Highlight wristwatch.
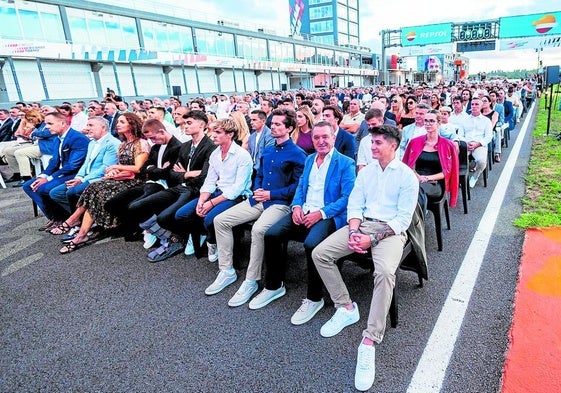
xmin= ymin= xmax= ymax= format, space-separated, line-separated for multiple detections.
xmin=369 ymin=234 xmax=379 ymax=247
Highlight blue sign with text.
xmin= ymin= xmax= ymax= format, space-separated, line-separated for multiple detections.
xmin=401 ymin=23 xmax=453 ymax=47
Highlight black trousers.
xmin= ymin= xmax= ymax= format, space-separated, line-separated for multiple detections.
xmin=264 ymin=214 xmax=336 ymax=302
xmin=104 ymin=183 xmax=164 ymax=234
xmin=128 ymin=185 xmax=199 ymax=235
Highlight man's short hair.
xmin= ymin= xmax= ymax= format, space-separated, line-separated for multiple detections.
xmin=143 ymin=118 xmax=167 ymax=134
xmin=322 ymin=105 xmax=344 ymax=124
xmin=250 ymin=109 xmax=267 ymax=120
xmin=364 ymin=108 xmax=384 ymax=121
xmin=211 ymin=118 xmax=239 ymax=140
xmin=439 ymin=106 xmax=452 ymax=113
xmin=271 ymin=108 xmax=297 ymax=130
xmin=369 ymin=124 xmax=401 ymax=146
xmin=90 ymin=116 xmax=109 ymax=130
xmin=45 ymin=111 xmax=68 ymax=123
xmin=416 ymin=103 xmax=430 ymax=111
xmin=184 ymin=110 xmax=208 ymax=124
xmin=190 ymin=99 xmax=206 ymax=111
xmin=150 ymin=106 xmax=166 ymax=116
xmin=312 ymin=121 xmax=335 ymax=135
xmin=451 ymin=94 xmax=463 ymax=103
xmin=261 ymin=99 xmax=274 ymax=109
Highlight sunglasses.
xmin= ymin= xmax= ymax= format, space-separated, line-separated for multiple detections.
xmin=392 ymin=99 xmax=399 ymax=103
xmin=424 ymin=119 xmax=437 ymax=124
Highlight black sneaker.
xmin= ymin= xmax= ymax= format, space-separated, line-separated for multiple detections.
xmin=5 ymin=174 xmax=21 ymax=182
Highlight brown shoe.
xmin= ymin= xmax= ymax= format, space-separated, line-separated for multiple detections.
xmin=38 ymin=220 xmax=59 ymax=231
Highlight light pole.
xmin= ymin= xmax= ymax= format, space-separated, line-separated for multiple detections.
xmin=536 ymin=47 xmax=543 ymax=74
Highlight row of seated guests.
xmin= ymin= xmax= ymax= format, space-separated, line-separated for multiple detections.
xmin=0 ymin=107 xmax=58 ymax=187
xmin=21 ymin=106 xmax=459 ymax=391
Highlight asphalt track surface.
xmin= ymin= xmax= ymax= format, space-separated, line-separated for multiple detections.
xmin=0 ymin=109 xmax=534 ymax=392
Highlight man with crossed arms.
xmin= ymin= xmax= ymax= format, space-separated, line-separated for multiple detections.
xmin=312 ymin=125 xmax=418 ymax=391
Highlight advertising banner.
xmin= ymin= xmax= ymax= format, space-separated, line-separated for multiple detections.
xmin=401 ymin=23 xmax=453 ymax=47
xmin=499 ymin=12 xmax=561 ymax=38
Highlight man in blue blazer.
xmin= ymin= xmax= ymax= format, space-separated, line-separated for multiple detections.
xmin=321 ymin=105 xmax=356 ymax=160
xmin=49 ymin=116 xmax=120 ymax=217
xmin=23 ymin=111 xmax=89 ymax=228
xmin=248 ymin=121 xmax=356 ymax=325
xmin=248 ymin=109 xmax=274 ymax=174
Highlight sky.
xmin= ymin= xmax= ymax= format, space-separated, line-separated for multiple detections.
xmin=154 ymin=0 xmax=561 ymax=73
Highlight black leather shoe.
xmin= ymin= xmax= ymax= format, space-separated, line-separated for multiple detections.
xmin=12 ymin=180 xmax=25 ymax=187
xmin=5 ymin=174 xmax=21 ymax=183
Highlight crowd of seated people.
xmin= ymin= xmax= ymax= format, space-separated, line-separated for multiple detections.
xmin=0 ymin=76 xmax=534 ymax=391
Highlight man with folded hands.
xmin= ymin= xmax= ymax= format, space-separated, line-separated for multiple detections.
xmin=312 ymin=125 xmax=418 ymax=391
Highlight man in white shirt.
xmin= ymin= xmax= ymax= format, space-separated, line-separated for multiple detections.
xmin=398 ymin=103 xmax=429 ymax=158
xmin=70 ymin=102 xmax=88 ymax=133
xmin=208 ymin=108 xmax=306 ymax=305
xmin=449 ymin=95 xmax=470 ymax=134
xmin=460 ymin=97 xmax=493 ymax=188
xmin=312 ymin=125 xmax=419 ymax=391
xmin=356 ymin=109 xmax=384 ymax=170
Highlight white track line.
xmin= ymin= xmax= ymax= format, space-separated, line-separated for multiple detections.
xmin=407 ymin=102 xmax=535 ymax=393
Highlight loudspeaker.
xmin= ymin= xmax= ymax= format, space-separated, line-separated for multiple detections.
xmin=347 ymin=81 xmax=354 ymax=87
xmin=281 ymin=83 xmax=287 ymax=91
xmin=544 ymin=66 xmax=560 ymax=86
xmin=172 ymin=86 xmax=182 ymax=96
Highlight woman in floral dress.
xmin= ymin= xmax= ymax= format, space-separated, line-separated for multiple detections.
xmin=58 ymin=113 xmax=150 ymax=253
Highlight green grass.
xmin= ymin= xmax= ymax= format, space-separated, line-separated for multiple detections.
xmin=514 ymin=90 xmax=561 ymax=229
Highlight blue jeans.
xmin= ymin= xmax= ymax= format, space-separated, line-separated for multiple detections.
xmin=174 ymin=191 xmax=244 ymax=244
xmin=49 ymin=180 xmax=91 ymax=214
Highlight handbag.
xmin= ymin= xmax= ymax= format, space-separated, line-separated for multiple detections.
xmin=110 ymin=170 xmax=136 ymax=181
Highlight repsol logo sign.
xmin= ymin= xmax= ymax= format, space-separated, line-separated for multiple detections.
xmin=419 ymin=31 xmax=448 ymax=39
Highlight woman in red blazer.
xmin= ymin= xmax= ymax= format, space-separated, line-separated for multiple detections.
xmin=402 ymin=109 xmax=459 ymax=208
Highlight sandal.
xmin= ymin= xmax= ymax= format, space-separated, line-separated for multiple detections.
xmin=39 ymin=220 xmax=59 ymax=231
xmin=58 ymin=231 xmax=102 ymax=254
xmin=59 ymin=238 xmax=89 ymax=254
xmin=50 ymin=221 xmax=73 ymax=235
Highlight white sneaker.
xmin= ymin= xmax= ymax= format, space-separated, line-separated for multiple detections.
xmin=143 ymin=232 xmax=158 ymax=249
xmin=228 ymin=280 xmax=258 ymax=307
xmin=291 ymin=298 xmax=325 ymax=325
xmin=207 ymin=243 xmax=219 ymax=262
xmin=185 ymin=235 xmax=206 ymax=256
xmin=205 ymin=269 xmax=237 ymax=295
xmin=469 ymin=175 xmax=477 ymax=188
xmin=320 ymin=302 xmax=360 ymax=338
xmin=355 ymin=341 xmax=376 ymax=391
xmin=248 ymin=285 xmax=286 ymax=310
xmin=184 ymin=235 xmax=194 ymax=256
